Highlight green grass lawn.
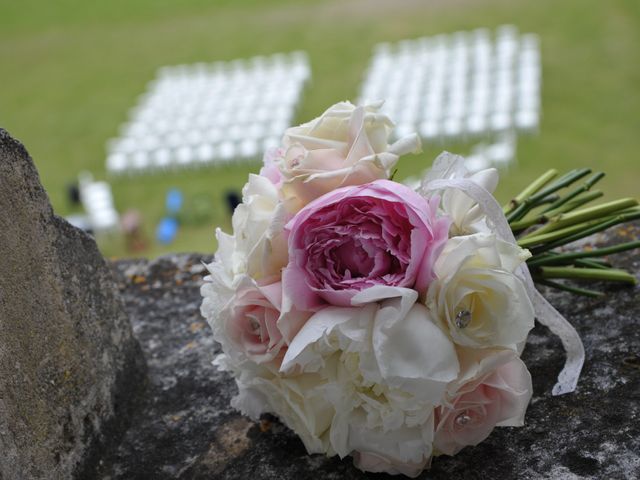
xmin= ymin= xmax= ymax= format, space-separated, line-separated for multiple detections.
xmin=1 ymin=0 xmax=638 ymax=258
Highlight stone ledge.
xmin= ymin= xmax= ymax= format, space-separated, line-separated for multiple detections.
xmin=0 ymin=129 xmax=146 ymax=480
xmin=95 ymin=224 xmax=639 ymax=479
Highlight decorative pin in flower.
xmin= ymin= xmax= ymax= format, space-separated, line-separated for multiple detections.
xmin=201 ymin=101 xmax=639 ymax=477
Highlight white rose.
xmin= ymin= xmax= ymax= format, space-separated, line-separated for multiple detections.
xmin=230 ymin=173 xmax=288 ymax=280
xmin=200 ymin=230 xmax=236 ymax=334
xmin=228 ymin=365 xmax=335 ymax=455
xmin=419 ymin=151 xmax=499 ymax=236
xmin=200 ymin=174 xmax=289 ymax=360
xmin=426 ymin=233 xmax=535 ymax=349
xmin=277 ymin=101 xmax=421 ymax=211
xmin=202 ymin=173 xmax=286 ymax=285
xmin=352 ymin=451 xmax=430 ymax=478
xmin=280 ymin=286 xmax=459 ymax=471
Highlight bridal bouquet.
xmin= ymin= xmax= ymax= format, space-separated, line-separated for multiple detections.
xmin=201 ymin=102 xmax=638 ymax=476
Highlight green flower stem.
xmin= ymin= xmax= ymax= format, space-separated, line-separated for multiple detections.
xmin=529 ymin=252 xmax=555 ymax=263
xmin=532 ymin=194 xmax=561 ymax=208
xmin=536 ymin=266 xmax=637 ymax=284
xmin=542 ymin=190 xmax=604 ymax=218
xmin=541 ymin=172 xmax=605 ymax=214
xmin=512 ymin=168 xmax=639 ymax=293
xmin=527 ymin=240 xmax=640 ymax=267
xmin=529 ymin=252 xmax=611 ymax=269
xmin=510 ymin=216 xmax=546 ymax=231
xmin=587 ymin=259 xmax=612 ymax=267
xmin=506 ymin=168 xmax=592 ymax=222
xmin=534 ymin=278 xmax=604 ymax=298
xmin=506 ymin=196 xmax=546 ymax=223
xmin=504 ymin=169 xmax=557 ymax=215
xmin=533 ymin=258 xmax=611 ymax=269
xmin=513 ymin=190 xmax=606 ymax=231
xmin=529 ymin=209 xmax=640 ymax=254
xmin=521 ymin=206 xmax=640 ymax=247
xmin=519 ymin=219 xmax=605 ymax=247
xmin=528 ymin=198 xmax=638 ymax=237
xmin=526 ymin=168 xmax=591 ymax=205
xmin=574 ymin=259 xmax=610 ymax=269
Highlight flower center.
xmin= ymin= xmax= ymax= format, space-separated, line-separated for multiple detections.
xmin=334 ymin=240 xmax=375 ymax=278
xmin=455 ymin=310 xmax=472 ymax=329
xmin=290 ymin=155 xmax=302 ymax=168
xmin=455 ymin=412 xmax=472 ymax=426
xmin=299 ymin=196 xmax=418 ymax=294
xmin=248 ymin=317 xmax=260 ymax=333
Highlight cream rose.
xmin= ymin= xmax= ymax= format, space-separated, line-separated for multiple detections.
xmin=280 ymin=286 xmax=459 ymax=473
xmin=281 ymin=286 xmax=459 ymax=400
xmin=228 ymin=366 xmax=335 ymax=455
xmin=230 ymin=173 xmax=289 ymax=280
xmin=200 ymin=174 xmax=289 ymax=350
xmin=200 ymin=229 xmax=237 ymax=334
xmin=419 ymin=151 xmax=499 ymax=236
xmin=352 ymin=451 xmax=430 ymax=478
xmin=426 ymin=233 xmax=535 ymax=349
xmin=276 ymin=101 xmax=422 ymax=211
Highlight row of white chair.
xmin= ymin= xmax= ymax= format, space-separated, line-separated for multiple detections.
xmin=359 ymin=26 xmax=541 ymax=144
xmin=107 ymin=137 xmax=281 ymax=176
xmin=106 ymin=28 xmax=540 ymax=175
xmin=79 ymin=173 xmax=119 ymax=232
xmin=156 ymin=51 xmax=310 ymax=77
xmin=107 ymin=51 xmax=310 ymax=175
xmin=373 ymin=26 xmax=537 ymax=53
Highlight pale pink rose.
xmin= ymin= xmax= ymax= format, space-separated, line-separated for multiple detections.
xmin=277 ymin=101 xmax=421 ymax=211
xmin=225 ymin=280 xmax=286 ymax=364
xmin=353 ymin=451 xmax=430 ymax=478
xmin=259 ymin=147 xmax=284 ymax=187
xmin=433 ymin=353 xmax=532 ymax=456
xmin=282 ymin=179 xmax=450 ymax=309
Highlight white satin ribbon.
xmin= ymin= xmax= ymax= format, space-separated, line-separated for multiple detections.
xmin=422 ymin=178 xmax=585 ymax=396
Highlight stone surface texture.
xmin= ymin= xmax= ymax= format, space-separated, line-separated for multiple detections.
xmin=0 ymin=130 xmax=145 ymax=480
xmin=98 ymin=223 xmax=639 ymax=480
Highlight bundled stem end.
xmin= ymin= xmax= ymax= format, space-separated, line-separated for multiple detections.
xmin=537 ymin=266 xmax=637 ymax=285
xmin=509 ymin=167 xmax=639 ymax=296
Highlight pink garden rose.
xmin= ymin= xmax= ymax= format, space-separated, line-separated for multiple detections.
xmin=433 ymin=352 xmax=532 ymax=456
xmin=282 ymin=179 xmax=450 ymax=309
xmin=225 ymin=280 xmax=286 ymax=364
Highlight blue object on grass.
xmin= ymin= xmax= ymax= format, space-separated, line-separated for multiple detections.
xmin=166 ymin=189 xmax=183 ymax=215
xmin=156 ymin=217 xmax=179 ymax=244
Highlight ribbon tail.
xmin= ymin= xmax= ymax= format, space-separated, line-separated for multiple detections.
xmin=532 ymin=290 xmax=585 ymax=395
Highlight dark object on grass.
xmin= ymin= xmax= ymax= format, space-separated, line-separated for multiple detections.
xmin=225 ymin=190 xmax=241 ymax=215
xmin=67 ymin=182 xmax=81 ymax=205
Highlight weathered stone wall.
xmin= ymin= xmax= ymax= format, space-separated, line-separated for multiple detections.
xmin=0 ymin=130 xmax=145 ymax=479
xmin=97 ymin=238 xmax=639 ymax=479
